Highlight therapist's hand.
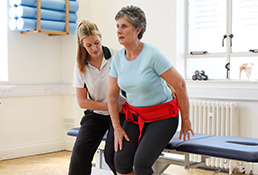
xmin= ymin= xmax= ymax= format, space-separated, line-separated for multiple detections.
xmin=114 ymin=126 xmax=130 ymax=152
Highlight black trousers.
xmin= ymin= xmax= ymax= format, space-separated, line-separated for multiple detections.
xmin=69 ymin=110 xmax=125 ymax=175
xmin=115 ymin=115 xmax=179 ymax=175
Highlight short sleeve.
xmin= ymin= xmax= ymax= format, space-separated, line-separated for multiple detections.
xmin=109 ymin=53 xmax=118 ymax=78
xmin=73 ymin=63 xmax=85 ymax=88
xmin=151 ymin=48 xmax=173 ymax=75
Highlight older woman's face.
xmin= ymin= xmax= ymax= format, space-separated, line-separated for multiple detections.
xmin=116 ymin=16 xmax=139 ymax=46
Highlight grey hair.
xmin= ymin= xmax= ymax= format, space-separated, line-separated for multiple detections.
xmin=115 ymin=5 xmax=147 ymax=40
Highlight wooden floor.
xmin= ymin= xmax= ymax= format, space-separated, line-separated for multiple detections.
xmin=0 ymin=151 xmax=228 ymax=175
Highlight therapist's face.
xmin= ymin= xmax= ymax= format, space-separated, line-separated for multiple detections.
xmin=82 ymin=35 xmax=102 ymax=59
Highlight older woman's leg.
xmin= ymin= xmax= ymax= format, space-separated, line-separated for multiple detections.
xmin=134 ymin=116 xmax=179 ymax=175
xmin=114 ymin=121 xmax=139 ymax=174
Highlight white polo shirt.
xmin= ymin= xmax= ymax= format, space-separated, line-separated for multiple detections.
xmin=73 ymin=47 xmax=126 ymax=115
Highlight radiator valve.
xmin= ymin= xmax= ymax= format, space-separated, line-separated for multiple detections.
xmin=232 ymin=167 xmax=245 ymax=174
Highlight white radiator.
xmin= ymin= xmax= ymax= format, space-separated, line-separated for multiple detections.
xmin=189 ymin=100 xmax=239 ymax=170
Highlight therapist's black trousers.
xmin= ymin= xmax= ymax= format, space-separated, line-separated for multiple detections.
xmin=68 ymin=110 xmax=125 ymax=175
xmin=115 ymin=115 xmax=179 ymax=175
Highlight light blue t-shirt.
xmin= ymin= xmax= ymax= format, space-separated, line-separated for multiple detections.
xmin=109 ymin=43 xmax=173 ymax=107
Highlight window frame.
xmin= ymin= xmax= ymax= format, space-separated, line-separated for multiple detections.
xmin=185 ymin=0 xmax=258 ymax=81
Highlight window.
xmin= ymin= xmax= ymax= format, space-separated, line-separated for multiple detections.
xmin=0 ymin=0 xmax=8 ymax=81
xmin=186 ymin=0 xmax=258 ymax=80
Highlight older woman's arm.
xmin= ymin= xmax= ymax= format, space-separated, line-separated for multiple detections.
xmin=107 ymin=76 xmax=130 ymax=151
xmin=160 ymin=67 xmax=194 ymax=141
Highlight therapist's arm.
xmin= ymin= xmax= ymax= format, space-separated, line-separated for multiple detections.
xmin=107 ymin=76 xmax=129 ymax=151
xmin=76 ymin=87 xmax=108 ymax=110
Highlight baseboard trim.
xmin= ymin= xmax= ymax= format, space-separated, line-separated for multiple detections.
xmin=64 ymin=141 xmax=75 ymax=151
xmin=0 ymin=139 xmax=64 ymax=160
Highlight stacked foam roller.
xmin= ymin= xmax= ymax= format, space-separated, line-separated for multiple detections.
xmin=9 ymin=0 xmax=79 ymax=34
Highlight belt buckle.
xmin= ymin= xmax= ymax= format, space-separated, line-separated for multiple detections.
xmin=132 ymin=114 xmax=139 ymax=122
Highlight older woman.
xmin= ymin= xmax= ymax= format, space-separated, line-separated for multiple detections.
xmin=69 ymin=19 xmax=126 ymax=175
xmin=107 ymin=5 xmax=194 ymax=175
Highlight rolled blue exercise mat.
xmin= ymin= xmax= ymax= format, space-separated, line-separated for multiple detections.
xmin=9 ymin=6 xmax=17 ymax=19
xmin=16 ymin=6 xmax=77 ymax=23
xmin=9 ymin=18 xmax=19 ymax=31
xmin=17 ymin=18 xmax=77 ymax=34
xmin=15 ymin=0 xmax=79 ymax=13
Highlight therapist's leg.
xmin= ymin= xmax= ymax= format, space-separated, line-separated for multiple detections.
xmin=68 ymin=112 xmax=108 ymax=175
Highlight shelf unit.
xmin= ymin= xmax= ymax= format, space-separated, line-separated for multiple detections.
xmin=20 ymin=0 xmax=70 ymax=36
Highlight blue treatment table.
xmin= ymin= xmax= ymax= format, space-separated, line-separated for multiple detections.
xmin=67 ymin=128 xmax=258 ymax=174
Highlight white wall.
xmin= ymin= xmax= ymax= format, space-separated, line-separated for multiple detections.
xmin=0 ymin=0 xmax=91 ymax=160
xmin=7 ymin=30 xmax=62 ymax=84
xmin=0 ymin=27 xmax=65 ymax=160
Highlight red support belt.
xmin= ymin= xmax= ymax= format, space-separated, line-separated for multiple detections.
xmin=123 ymin=97 xmax=180 ymax=145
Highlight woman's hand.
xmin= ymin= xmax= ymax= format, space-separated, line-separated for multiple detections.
xmin=114 ymin=126 xmax=130 ymax=152
xmin=118 ymin=102 xmax=125 ymax=113
xmin=167 ymin=83 xmax=177 ymax=98
xmin=179 ymin=118 xmax=194 ymax=142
